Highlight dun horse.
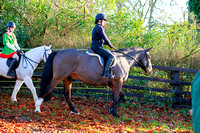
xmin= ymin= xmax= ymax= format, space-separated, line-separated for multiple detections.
xmin=35 ymin=47 xmax=152 ymax=117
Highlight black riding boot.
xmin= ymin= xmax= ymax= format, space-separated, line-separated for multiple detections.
xmin=7 ymin=58 xmax=17 ymax=77
xmin=103 ymin=57 xmax=115 ymax=79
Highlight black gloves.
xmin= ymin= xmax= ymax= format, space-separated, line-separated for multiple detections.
xmin=16 ymin=49 xmax=23 ymax=55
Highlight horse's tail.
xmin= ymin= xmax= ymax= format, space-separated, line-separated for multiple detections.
xmin=39 ymin=51 xmax=57 ymax=100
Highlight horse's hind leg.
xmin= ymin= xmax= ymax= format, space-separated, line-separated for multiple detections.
xmin=11 ymin=79 xmax=24 ymax=102
xmin=63 ymin=77 xmax=78 ymax=114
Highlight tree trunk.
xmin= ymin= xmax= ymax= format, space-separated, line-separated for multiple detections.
xmin=148 ymin=0 xmax=157 ymax=31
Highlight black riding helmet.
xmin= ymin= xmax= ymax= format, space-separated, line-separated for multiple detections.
xmin=6 ymin=22 xmax=16 ymax=28
xmin=95 ymin=13 xmax=107 ymax=24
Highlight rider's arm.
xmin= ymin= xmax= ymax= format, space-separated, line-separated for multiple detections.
xmin=13 ymin=34 xmax=20 ymax=50
xmin=6 ymin=42 xmax=17 ymax=51
xmin=15 ymin=43 xmax=20 ymax=50
xmin=97 ymin=26 xmax=114 ymax=48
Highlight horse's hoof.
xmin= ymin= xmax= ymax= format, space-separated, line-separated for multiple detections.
xmin=12 ymin=100 xmax=18 ymax=103
xmin=70 ymin=111 xmax=80 ymax=115
xmin=109 ymin=107 xmax=120 ymax=118
xmin=34 ymin=110 xmax=41 ymax=113
xmin=113 ymin=113 xmax=120 ymax=118
xmin=108 ymin=107 xmax=113 ymax=114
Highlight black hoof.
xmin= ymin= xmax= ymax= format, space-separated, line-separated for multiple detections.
xmin=108 ymin=107 xmax=120 ymax=118
xmin=70 ymin=108 xmax=78 ymax=113
xmin=108 ymin=107 xmax=113 ymax=114
xmin=12 ymin=101 xmax=18 ymax=103
xmin=112 ymin=112 xmax=120 ymax=118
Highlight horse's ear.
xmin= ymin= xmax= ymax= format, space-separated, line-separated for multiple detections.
xmin=146 ymin=47 xmax=152 ymax=52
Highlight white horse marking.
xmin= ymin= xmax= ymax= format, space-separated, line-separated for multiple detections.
xmin=35 ymin=97 xmax=44 ymax=112
xmin=70 ymin=111 xmax=80 ymax=115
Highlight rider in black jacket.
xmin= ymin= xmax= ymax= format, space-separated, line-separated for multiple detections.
xmin=91 ymin=13 xmax=115 ymax=78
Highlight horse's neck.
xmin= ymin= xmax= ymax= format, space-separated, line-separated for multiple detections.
xmin=24 ymin=48 xmax=43 ymax=69
xmin=115 ymin=51 xmax=140 ymax=68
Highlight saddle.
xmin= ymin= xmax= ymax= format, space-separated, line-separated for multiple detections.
xmin=86 ymin=47 xmax=117 ymax=67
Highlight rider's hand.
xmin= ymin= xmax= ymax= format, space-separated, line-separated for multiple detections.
xmin=16 ymin=49 xmax=22 ymax=55
xmin=109 ymin=44 xmax=114 ymax=49
xmin=110 ymin=45 xmax=116 ymax=50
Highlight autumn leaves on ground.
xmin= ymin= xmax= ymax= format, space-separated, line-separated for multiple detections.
xmin=0 ymin=89 xmax=193 ymax=132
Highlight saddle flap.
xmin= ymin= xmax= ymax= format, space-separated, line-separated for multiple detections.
xmin=86 ymin=48 xmax=116 ymax=67
xmin=86 ymin=49 xmax=105 ymax=66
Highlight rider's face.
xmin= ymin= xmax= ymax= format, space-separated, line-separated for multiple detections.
xmin=7 ymin=27 xmax=15 ymax=33
xmin=101 ymin=19 xmax=105 ymax=26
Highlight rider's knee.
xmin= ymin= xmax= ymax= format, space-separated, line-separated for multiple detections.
xmin=12 ymin=53 xmax=19 ymax=60
xmin=108 ymin=55 xmax=114 ymax=61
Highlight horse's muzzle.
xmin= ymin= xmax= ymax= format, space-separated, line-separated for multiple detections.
xmin=145 ymin=66 xmax=153 ymax=75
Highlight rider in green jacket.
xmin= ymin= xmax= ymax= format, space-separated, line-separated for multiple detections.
xmin=2 ymin=22 xmax=22 ymax=77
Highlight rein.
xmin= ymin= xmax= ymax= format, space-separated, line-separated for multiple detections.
xmin=22 ymin=54 xmax=39 ymax=70
xmin=113 ymin=48 xmax=143 ymax=66
xmin=113 ymin=48 xmax=150 ymax=70
xmin=21 ymin=48 xmax=51 ymax=70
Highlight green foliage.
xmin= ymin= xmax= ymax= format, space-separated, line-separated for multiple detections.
xmin=108 ymin=9 xmax=145 ymax=48
xmin=189 ymin=0 xmax=200 ymax=22
xmin=150 ymin=20 xmax=199 ymax=68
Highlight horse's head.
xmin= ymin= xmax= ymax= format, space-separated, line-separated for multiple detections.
xmin=138 ymin=47 xmax=152 ymax=75
xmin=43 ymin=45 xmax=52 ymax=62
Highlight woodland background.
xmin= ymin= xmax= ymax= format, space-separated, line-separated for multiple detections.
xmin=0 ymin=0 xmax=199 ymax=69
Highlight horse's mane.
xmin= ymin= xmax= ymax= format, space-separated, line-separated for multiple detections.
xmin=25 ymin=46 xmax=43 ymax=54
xmin=115 ymin=47 xmax=141 ymax=52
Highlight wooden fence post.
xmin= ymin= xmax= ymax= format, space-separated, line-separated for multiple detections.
xmin=173 ymin=70 xmax=180 ymax=106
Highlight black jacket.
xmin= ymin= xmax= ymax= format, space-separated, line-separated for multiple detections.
xmin=91 ymin=24 xmax=112 ymax=51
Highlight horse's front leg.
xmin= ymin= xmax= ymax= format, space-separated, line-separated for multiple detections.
xmin=23 ymin=76 xmax=38 ymax=102
xmin=11 ymin=79 xmax=24 ymax=102
xmin=109 ymin=81 xmax=123 ymax=118
xmin=63 ymin=78 xmax=79 ymax=114
xmin=118 ymin=89 xmax=125 ymax=105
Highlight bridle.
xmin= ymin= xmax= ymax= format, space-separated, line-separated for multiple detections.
xmin=43 ymin=48 xmax=51 ymax=62
xmin=139 ymin=50 xmax=151 ymax=72
xmin=114 ymin=49 xmax=151 ymax=72
xmin=22 ymin=47 xmax=51 ymax=70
